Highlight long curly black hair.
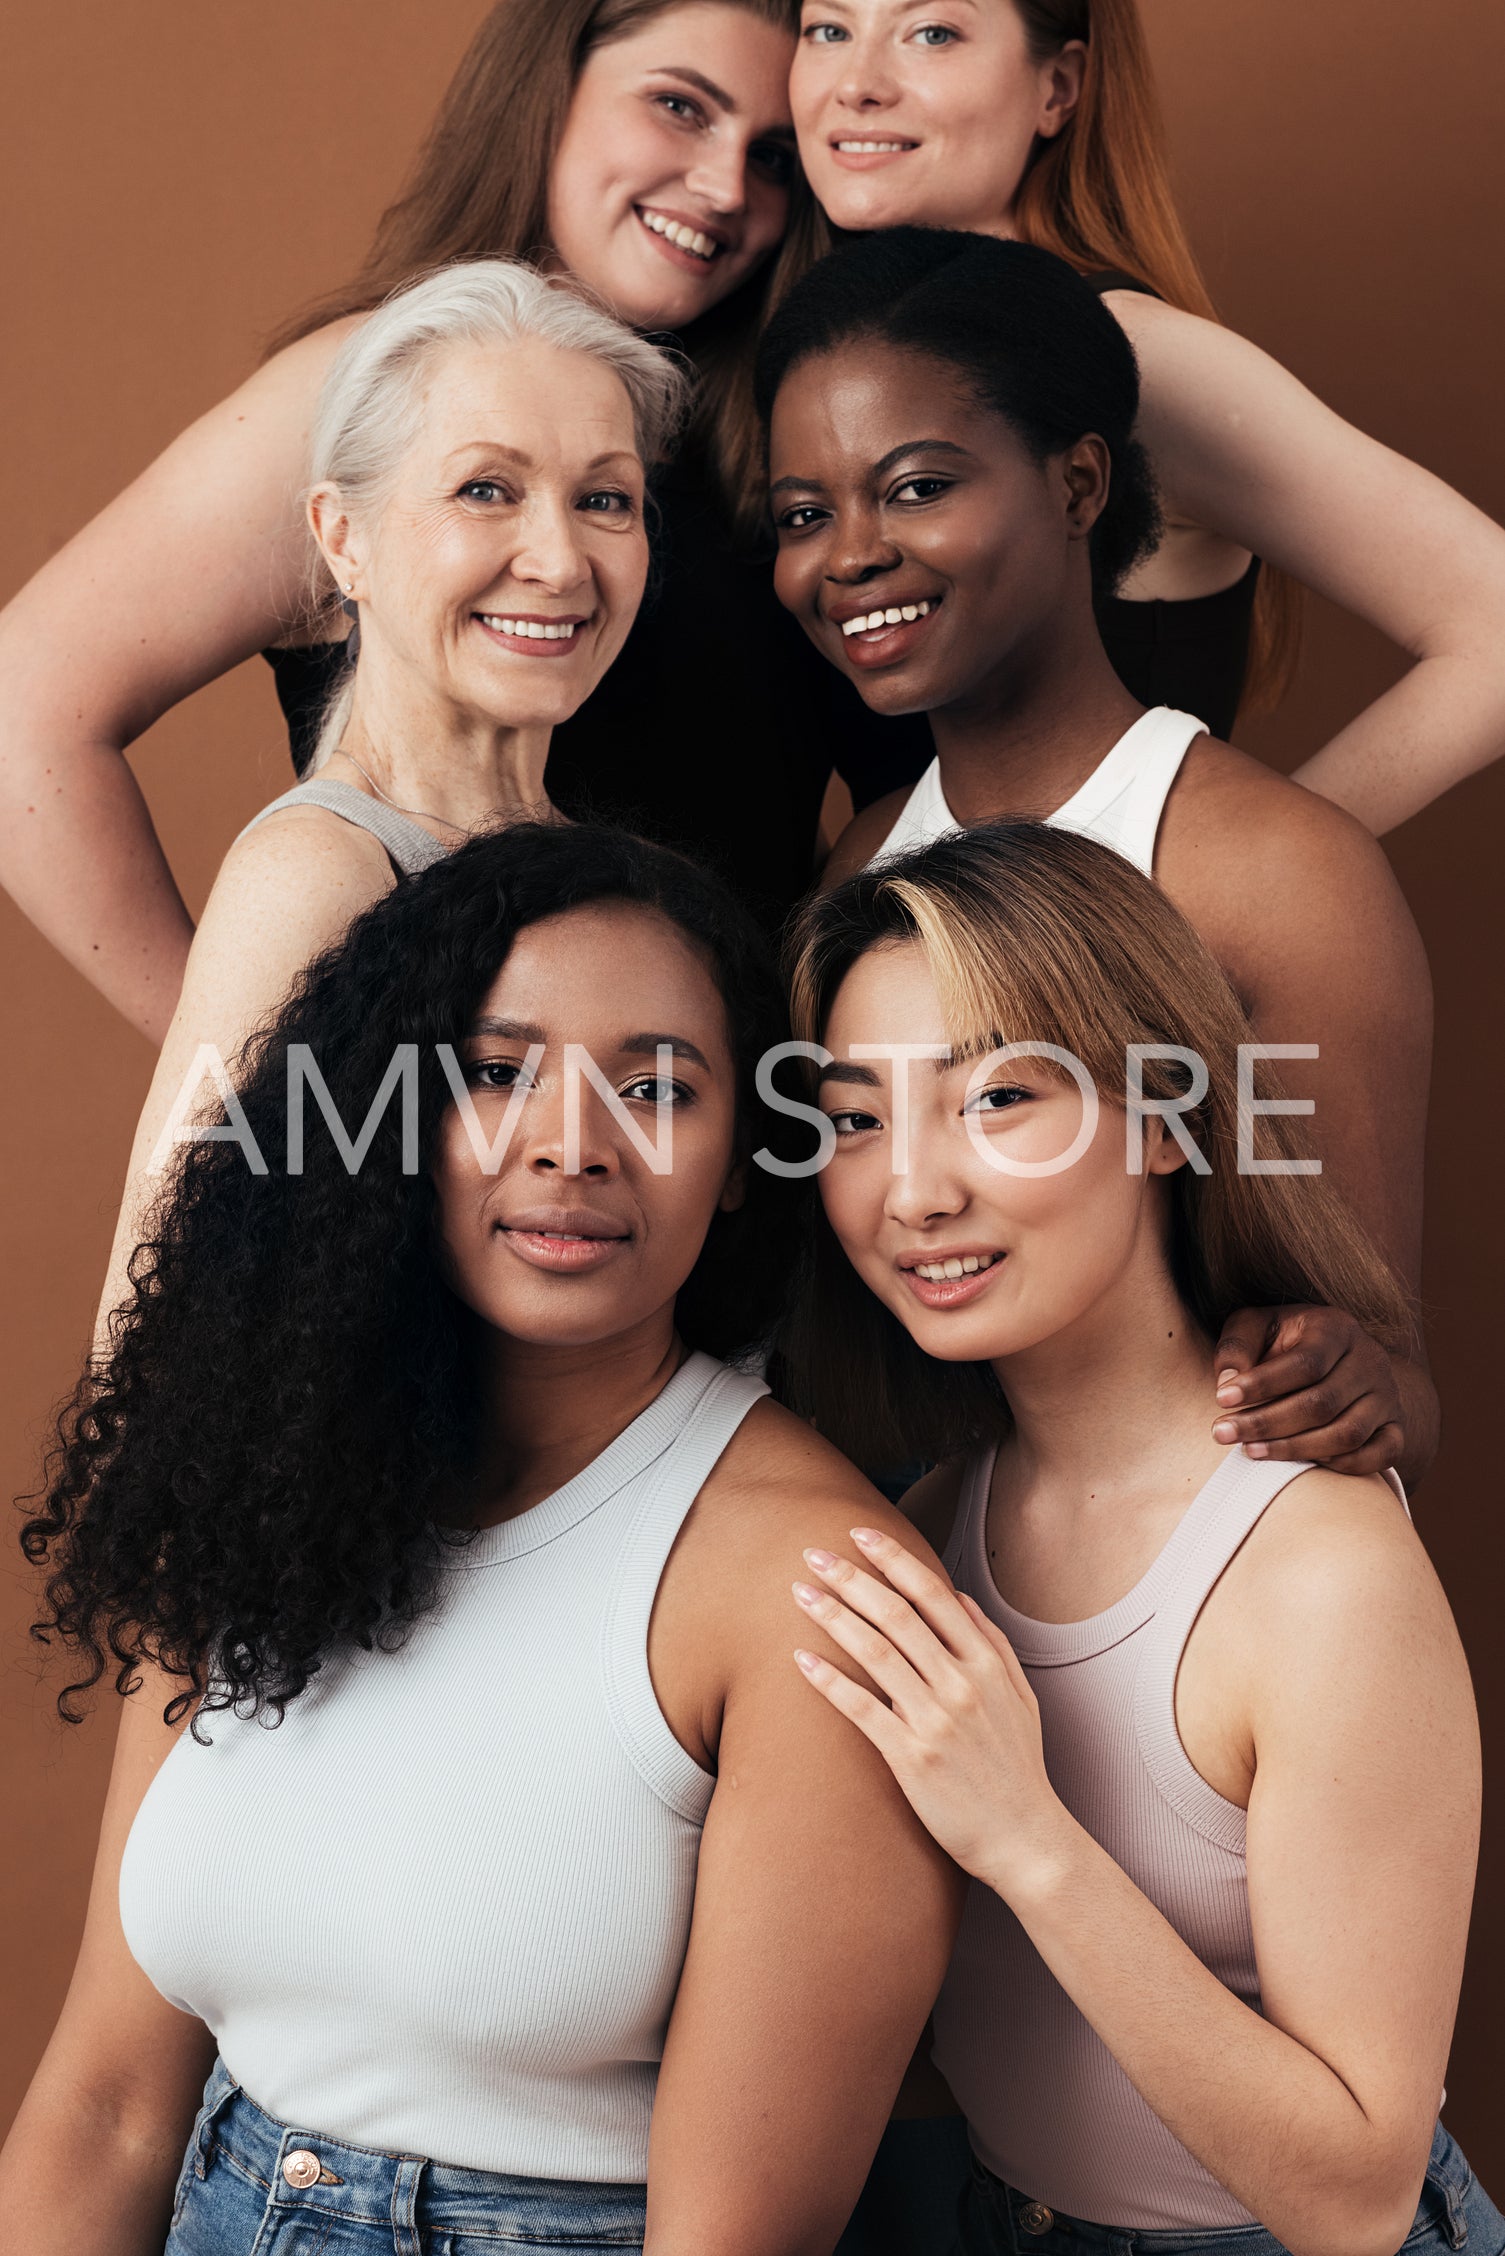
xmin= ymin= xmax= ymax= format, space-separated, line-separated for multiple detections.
xmin=21 ymin=823 xmax=804 ymax=1729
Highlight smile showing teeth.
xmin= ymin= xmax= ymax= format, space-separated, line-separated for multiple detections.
xmin=841 ymin=598 xmax=936 ymax=638
xmin=479 ymin=616 xmax=582 ymax=641
xmin=835 ymin=140 xmax=915 ymax=154
xmin=911 ymin=1252 xmax=1002 ymax=1282
xmin=637 ymin=208 xmax=718 ymax=260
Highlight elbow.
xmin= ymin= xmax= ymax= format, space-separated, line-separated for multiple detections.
xmin=1279 ymin=2170 xmax=1429 ymax=2256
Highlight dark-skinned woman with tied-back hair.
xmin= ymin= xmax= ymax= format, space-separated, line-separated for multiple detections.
xmin=2 ymin=822 xmax=960 ymax=2256
xmin=788 ymin=0 xmax=1505 ymax=834
xmin=755 ymin=226 xmax=1446 ymax=2256
xmin=0 ymin=0 xmax=927 ymax=1046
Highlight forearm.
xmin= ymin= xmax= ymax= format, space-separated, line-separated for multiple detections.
xmin=1292 ymin=649 xmax=1505 ymax=836
xmin=0 ymin=698 xmax=193 ymax=1044
xmin=0 ymin=2082 xmax=188 ymax=2256
xmin=996 ymin=1815 xmax=1422 ymax=2256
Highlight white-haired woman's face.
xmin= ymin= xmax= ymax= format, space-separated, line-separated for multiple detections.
xmin=340 ymin=334 xmax=650 ymax=732
xmin=549 ymin=3 xmax=799 ymax=332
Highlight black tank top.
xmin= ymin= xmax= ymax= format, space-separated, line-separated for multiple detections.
xmin=265 ymin=296 xmax=1256 ymax=920
xmin=1086 ymin=267 xmax=1259 ymax=738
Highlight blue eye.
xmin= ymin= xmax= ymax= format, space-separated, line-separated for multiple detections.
xmin=803 ymin=22 xmax=850 ymax=43
xmin=579 ymin=490 xmax=635 ymax=515
xmin=912 ymin=23 xmax=960 ymax=44
xmin=459 ymin=479 xmax=506 ymax=503
xmin=654 ymin=92 xmax=705 ymax=124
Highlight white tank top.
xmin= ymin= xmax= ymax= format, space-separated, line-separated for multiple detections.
xmin=119 ymin=1352 xmax=766 ymax=2181
xmin=868 ymin=706 xmax=1208 ymax=876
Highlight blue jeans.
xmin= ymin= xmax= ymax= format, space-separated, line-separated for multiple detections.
xmin=164 ymin=2060 xmax=646 ymax=2254
xmin=958 ymin=2124 xmax=1505 ymax=2256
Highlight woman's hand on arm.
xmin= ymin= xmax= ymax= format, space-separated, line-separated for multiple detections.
xmin=798 ymin=1497 xmax=1478 ymax=2256
xmin=1108 ymin=292 xmax=1505 ymax=832
xmin=0 ymin=321 xmax=356 ymax=1042
xmin=645 ymin=1424 xmax=964 ymax=2256
xmin=0 ymin=1675 xmax=217 ymax=2256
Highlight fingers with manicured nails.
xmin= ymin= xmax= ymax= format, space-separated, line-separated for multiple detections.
xmin=799 ymin=1546 xmax=963 ymax=1680
xmin=792 ymin=1647 xmax=909 ymax=1765
xmin=848 ymin=1525 xmax=994 ymax=1658
xmin=1240 ymin=1402 xmax=1401 ymax=1471
xmin=791 ymin=1580 xmax=944 ymax=1729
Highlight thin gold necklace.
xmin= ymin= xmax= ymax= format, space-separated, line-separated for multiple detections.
xmin=327 ymin=748 xmax=475 ymax=839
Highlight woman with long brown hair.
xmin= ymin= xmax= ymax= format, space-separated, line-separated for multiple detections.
xmin=789 ymin=0 xmax=1505 ymax=831
xmin=784 ymin=822 xmax=1496 ymax=2255
xmin=0 ymin=0 xmax=895 ymax=1044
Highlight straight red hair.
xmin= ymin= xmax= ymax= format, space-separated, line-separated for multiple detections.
xmin=1008 ymin=0 xmax=1300 ymax=708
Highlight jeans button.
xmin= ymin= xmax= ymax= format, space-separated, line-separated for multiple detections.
xmin=283 ymin=2150 xmax=322 ymax=2189
xmin=1020 ymin=2201 xmax=1055 ymax=2235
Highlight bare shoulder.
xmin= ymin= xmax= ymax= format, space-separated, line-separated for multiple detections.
xmin=1159 ymin=738 xmax=1419 ymax=964
xmin=173 ymin=799 xmax=394 ymax=1035
xmin=209 ymin=795 xmax=395 ymax=915
xmin=1218 ymin=1466 xmax=1463 ymax=1679
xmin=701 ymin=1396 xmax=942 ymax=1573
xmin=821 ymin=790 xmax=909 ymax=889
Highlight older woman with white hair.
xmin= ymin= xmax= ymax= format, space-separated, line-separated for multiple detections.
xmin=93 ymin=258 xmax=686 ymax=1333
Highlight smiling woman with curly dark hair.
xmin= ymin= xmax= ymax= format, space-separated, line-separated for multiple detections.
xmin=5 ymin=820 xmax=960 ymax=2256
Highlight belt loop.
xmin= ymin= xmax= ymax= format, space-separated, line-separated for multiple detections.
xmin=192 ymin=2073 xmax=240 ymax=2181
xmin=391 ymin=2155 xmax=426 ymax=2256
xmin=1444 ymin=2180 xmax=1468 ymax=2249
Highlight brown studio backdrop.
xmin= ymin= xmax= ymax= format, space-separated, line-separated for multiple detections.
xmin=3 ymin=0 xmax=1503 ymax=2169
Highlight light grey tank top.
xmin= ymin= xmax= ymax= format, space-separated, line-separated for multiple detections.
xmin=119 ymin=1352 xmax=767 ymax=2181
xmin=934 ymin=1446 xmax=1408 ymax=2228
xmin=238 ymin=777 xmax=450 ymax=878
xmin=869 ymin=706 xmax=1209 ymax=876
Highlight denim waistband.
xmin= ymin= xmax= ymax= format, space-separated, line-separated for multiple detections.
xmin=185 ymin=2060 xmax=647 ymax=2247
xmin=971 ymin=2121 xmax=1476 ymax=2254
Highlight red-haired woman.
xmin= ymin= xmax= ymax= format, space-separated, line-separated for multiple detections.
xmin=791 ymin=0 xmax=1505 ymax=835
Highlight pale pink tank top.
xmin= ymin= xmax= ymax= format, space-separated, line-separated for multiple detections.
xmin=933 ymin=1443 xmax=1315 ymax=2230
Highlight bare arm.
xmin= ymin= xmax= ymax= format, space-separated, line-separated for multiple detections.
xmin=94 ymin=809 xmax=395 ymax=1344
xmin=0 ymin=321 xmax=357 ymax=1043
xmin=1162 ymin=748 xmax=1437 ymax=1485
xmin=645 ymin=1409 xmax=964 ymax=2255
xmin=1108 ymin=291 xmax=1505 ymax=833
xmin=0 ymin=1678 xmax=218 ymax=2256
xmin=797 ymin=1493 xmax=1478 ymax=2256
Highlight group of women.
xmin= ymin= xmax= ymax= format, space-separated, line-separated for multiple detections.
xmin=2 ymin=3 xmax=1501 ymax=2254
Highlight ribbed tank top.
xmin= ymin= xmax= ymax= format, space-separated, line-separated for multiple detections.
xmin=119 ymin=1351 xmax=766 ymax=2181
xmin=238 ymin=776 xmax=450 ymax=877
xmin=933 ymin=1443 xmax=1316 ymax=2230
xmin=868 ymin=706 xmax=1208 ymax=877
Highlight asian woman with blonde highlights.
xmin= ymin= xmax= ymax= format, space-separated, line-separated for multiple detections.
xmin=783 ymin=821 xmax=1497 ymax=2256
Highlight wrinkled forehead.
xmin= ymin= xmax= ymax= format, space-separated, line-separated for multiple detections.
xmin=398 ymin=335 xmax=643 ymax=477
